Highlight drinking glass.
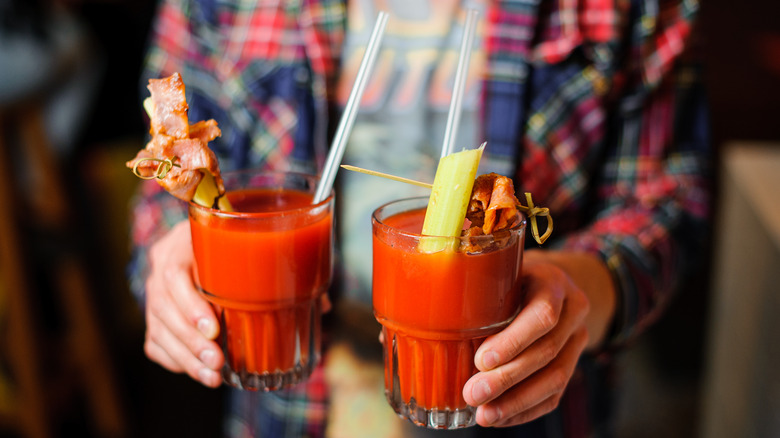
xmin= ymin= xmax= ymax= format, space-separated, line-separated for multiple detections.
xmin=189 ymin=170 xmax=334 ymax=391
xmin=372 ymin=197 xmax=525 ymax=428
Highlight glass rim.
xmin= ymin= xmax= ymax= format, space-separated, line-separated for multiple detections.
xmin=188 ymin=169 xmax=334 ymax=219
xmin=372 ymin=196 xmax=526 ymax=240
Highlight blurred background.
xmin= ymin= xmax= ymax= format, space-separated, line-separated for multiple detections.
xmin=0 ymin=0 xmax=778 ymax=437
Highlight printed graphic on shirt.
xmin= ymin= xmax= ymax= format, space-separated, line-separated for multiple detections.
xmin=335 ymin=0 xmax=487 ymax=302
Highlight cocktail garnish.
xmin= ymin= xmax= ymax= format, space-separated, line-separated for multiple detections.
xmin=341 ymin=147 xmax=553 ymax=246
xmin=419 ymin=144 xmax=485 ymax=253
xmin=126 ymin=73 xmax=232 ymax=211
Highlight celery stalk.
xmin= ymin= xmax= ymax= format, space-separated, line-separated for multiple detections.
xmin=418 ymin=145 xmax=484 ymax=253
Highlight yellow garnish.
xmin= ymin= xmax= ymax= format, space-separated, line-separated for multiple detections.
xmin=193 ymin=171 xmax=233 ymax=211
xmin=418 ymin=144 xmax=485 ymax=253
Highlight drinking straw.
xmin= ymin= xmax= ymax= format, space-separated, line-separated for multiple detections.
xmin=440 ymin=9 xmax=479 ymax=160
xmin=313 ymin=11 xmax=389 ymax=204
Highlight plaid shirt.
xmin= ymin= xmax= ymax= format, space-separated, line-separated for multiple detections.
xmin=129 ymin=0 xmax=710 ymax=436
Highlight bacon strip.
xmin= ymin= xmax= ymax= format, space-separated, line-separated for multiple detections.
xmin=126 ymin=73 xmax=224 ymax=202
xmin=147 ymin=73 xmax=190 ymax=139
xmin=465 ymin=173 xmax=521 ymax=235
xmin=483 ymin=175 xmax=521 ymax=234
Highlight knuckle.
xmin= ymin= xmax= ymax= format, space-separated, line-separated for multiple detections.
xmin=538 ymin=340 xmax=559 ymax=366
xmin=145 ymin=326 xmax=163 ymax=347
xmin=143 ymin=339 xmax=153 ymax=357
xmin=576 ymin=290 xmax=590 ymax=314
xmin=575 ymin=327 xmax=590 ymax=349
xmin=538 ymin=396 xmax=560 ymax=418
xmin=184 ymin=361 xmax=203 ymax=380
xmin=185 ymin=335 xmax=207 ymax=356
xmin=499 ymin=334 xmax=524 ymax=359
xmin=492 ymin=366 xmax=513 ymax=392
xmin=550 ymin=392 xmax=564 ymax=407
xmin=547 ymin=366 xmax=571 ymax=392
xmin=533 ymin=300 xmax=559 ymax=332
xmin=143 ymin=338 xmax=160 ymax=362
xmin=146 ymin=297 xmax=165 ymax=321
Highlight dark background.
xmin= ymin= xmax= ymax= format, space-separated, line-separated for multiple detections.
xmin=1 ymin=0 xmax=779 ymax=436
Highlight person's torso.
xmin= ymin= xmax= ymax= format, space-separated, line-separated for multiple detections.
xmin=334 ymin=0 xmax=489 ymax=303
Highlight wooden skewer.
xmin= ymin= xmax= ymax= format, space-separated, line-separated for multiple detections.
xmin=340 ymin=165 xmax=433 ymax=189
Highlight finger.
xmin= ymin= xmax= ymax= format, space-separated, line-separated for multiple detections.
xmin=144 ymin=335 xmax=183 ymax=373
xmin=146 ymin=311 xmax=223 ymax=388
xmin=148 ymin=220 xmax=219 ymax=340
xmin=165 ymin=262 xmax=220 ymax=340
xmin=475 ymin=269 xmax=565 ymax=371
xmin=147 ymin=278 xmax=224 ymax=370
xmin=475 ymin=327 xmax=588 ymax=427
xmin=464 ymin=293 xmax=584 ymax=407
xmin=490 ymin=394 xmax=559 ymax=428
xmin=465 ymin=267 xmax=590 ymax=405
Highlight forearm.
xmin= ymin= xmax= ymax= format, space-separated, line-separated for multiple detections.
xmin=525 ymin=249 xmax=616 ymax=351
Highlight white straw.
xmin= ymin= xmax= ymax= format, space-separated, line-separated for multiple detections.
xmin=313 ymin=11 xmax=389 ymax=204
xmin=440 ymin=9 xmax=479 ymax=160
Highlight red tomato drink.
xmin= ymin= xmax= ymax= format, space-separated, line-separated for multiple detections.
xmin=372 ymin=197 xmax=525 ymax=429
xmin=189 ymin=171 xmax=333 ymax=391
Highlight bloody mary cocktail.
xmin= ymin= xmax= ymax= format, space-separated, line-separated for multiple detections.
xmin=372 ymin=197 xmax=525 ymax=429
xmin=189 ymin=171 xmax=333 ymax=391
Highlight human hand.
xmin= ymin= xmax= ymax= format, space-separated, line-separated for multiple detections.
xmin=143 ymin=220 xmax=224 ymax=387
xmin=462 ymin=251 xmax=592 ymax=427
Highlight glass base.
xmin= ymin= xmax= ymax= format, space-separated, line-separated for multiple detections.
xmin=381 ymin=326 xmax=483 ymax=429
xmin=212 ymin=296 xmax=323 ymax=392
xmin=388 ymin=395 xmax=477 ymax=429
xmin=222 ymin=361 xmax=316 ymax=392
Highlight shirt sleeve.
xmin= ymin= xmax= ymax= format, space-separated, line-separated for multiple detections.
xmin=551 ymin=3 xmax=712 ymax=348
xmin=507 ymin=0 xmax=711 ymax=350
xmin=557 ymin=61 xmax=711 ymax=348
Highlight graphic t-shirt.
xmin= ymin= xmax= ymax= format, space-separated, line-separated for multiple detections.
xmin=336 ymin=0 xmax=488 ymax=303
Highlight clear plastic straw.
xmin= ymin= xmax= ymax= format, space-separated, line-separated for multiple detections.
xmin=440 ymin=9 xmax=479 ymax=160
xmin=313 ymin=11 xmax=389 ymax=204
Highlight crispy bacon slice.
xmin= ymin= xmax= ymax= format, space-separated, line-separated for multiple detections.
xmin=146 ymin=73 xmax=190 ymax=138
xmin=126 ymin=73 xmax=224 ymax=202
xmin=189 ymin=119 xmax=221 ymax=143
xmin=466 ymin=173 xmax=521 ymax=235
xmin=459 ymin=225 xmax=485 ymax=253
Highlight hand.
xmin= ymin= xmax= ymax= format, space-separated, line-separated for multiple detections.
xmin=462 ymin=250 xmax=603 ymax=427
xmin=143 ymin=220 xmax=224 ymax=387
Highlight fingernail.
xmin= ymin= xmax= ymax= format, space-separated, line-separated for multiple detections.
xmin=481 ymin=350 xmax=499 ymax=370
xmin=482 ymin=406 xmax=501 ymax=425
xmin=199 ymin=349 xmax=218 ymax=369
xmin=197 ymin=318 xmax=217 ymax=339
xmin=471 ymin=379 xmax=492 ymax=405
xmin=198 ymin=367 xmax=218 ymax=385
